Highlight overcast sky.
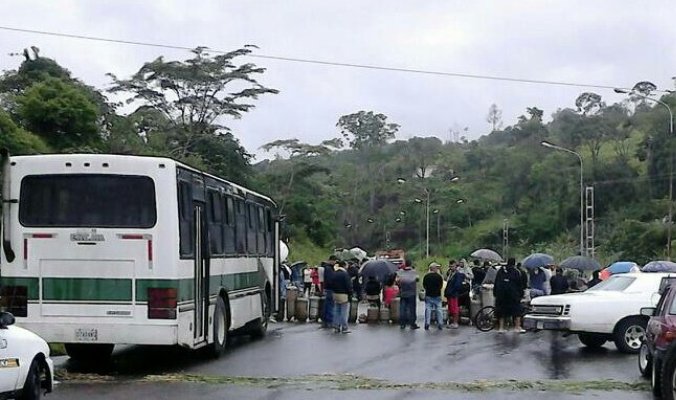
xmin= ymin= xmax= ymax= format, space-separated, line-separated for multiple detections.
xmin=2 ymin=1 xmax=676 ymax=159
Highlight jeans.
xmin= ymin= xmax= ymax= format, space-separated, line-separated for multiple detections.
xmin=399 ymin=296 xmax=417 ymax=327
xmin=333 ymin=302 xmax=349 ymax=330
xmin=424 ymin=296 xmax=443 ymax=327
xmin=323 ymin=290 xmax=334 ymax=326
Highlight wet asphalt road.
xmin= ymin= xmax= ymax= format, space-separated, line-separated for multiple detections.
xmin=48 ymin=304 xmax=654 ymax=400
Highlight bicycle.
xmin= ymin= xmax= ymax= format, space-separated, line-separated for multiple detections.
xmin=474 ymin=300 xmax=532 ymax=332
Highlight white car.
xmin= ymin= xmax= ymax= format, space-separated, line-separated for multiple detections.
xmin=0 ymin=312 xmax=53 ymax=399
xmin=523 ymin=272 xmax=672 ymax=354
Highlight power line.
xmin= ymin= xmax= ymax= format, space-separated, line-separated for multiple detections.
xmin=0 ymin=25 xmax=662 ymax=93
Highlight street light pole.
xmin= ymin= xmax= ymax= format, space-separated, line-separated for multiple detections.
xmin=615 ymin=89 xmax=674 ymax=259
xmin=541 ymin=141 xmax=585 ymax=256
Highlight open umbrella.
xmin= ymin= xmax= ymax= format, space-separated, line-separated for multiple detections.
xmin=522 ymin=253 xmax=554 ymax=269
xmin=359 ymin=260 xmax=398 ymax=284
xmin=560 ymin=256 xmax=601 ymax=271
xmin=604 ymin=261 xmax=637 ymax=275
xmin=642 ymin=260 xmax=676 ymax=273
xmin=470 ymin=249 xmax=503 ymax=262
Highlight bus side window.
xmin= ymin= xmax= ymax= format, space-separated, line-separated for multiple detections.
xmin=257 ymin=205 xmax=265 ymax=255
xmin=224 ymin=196 xmax=236 ymax=254
xmin=178 ymin=182 xmax=194 ymax=258
xmin=207 ymin=190 xmax=224 ymax=256
xmin=235 ymin=199 xmax=246 ymax=254
xmin=246 ymin=203 xmax=257 ymax=254
xmin=266 ymin=208 xmax=273 ymax=256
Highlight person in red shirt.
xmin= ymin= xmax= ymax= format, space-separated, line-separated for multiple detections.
xmin=310 ymin=266 xmax=321 ymax=294
xmin=382 ymin=273 xmax=399 ymax=307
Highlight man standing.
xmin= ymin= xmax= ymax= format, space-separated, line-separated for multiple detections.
xmin=550 ymin=268 xmax=570 ymax=295
xmin=587 ymin=270 xmax=603 ymax=288
xmin=423 ymin=262 xmax=444 ymax=330
xmin=397 ymin=259 xmax=420 ymax=330
xmin=444 ymin=262 xmax=466 ymax=329
xmin=330 ymin=260 xmax=353 ymax=333
xmin=321 ymin=255 xmax=338 ymax=328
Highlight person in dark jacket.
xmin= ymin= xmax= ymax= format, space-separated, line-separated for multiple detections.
xmin=423 ymin=262 xmax=444 ymax=330
xmin=550 ymin=268 xmax=570 ymax=295
xmin=587 ymin=270 xmax=603 ymax=288
xmin=495 ymin=258 xmax=525 ymax=333
xmin=471 ymin=260 xmax=486 ymax=289
xmin=444 ymin=263 xmax=466 ymax=329
xmin=397 ymin=259 xmax=420 ymax=329
xmin=321 ymin=255 xmax=338 ymax=328
xmin=364 ymin=276 xmax=382 ymax=307
xmin=330 ymin=260 xmax=353 ymax=333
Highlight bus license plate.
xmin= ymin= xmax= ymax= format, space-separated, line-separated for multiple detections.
xmin=75 ymin=328 xmax=98 ymax=342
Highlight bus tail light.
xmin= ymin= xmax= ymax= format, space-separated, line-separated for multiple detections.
xmin=0 ymin=286 xmax=27 ymax=317
xmin=148 ymin=288 xmax=177 ymax=319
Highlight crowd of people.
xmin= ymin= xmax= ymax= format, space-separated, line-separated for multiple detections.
xmin=278 ymin=254 xmax=603 ymax=334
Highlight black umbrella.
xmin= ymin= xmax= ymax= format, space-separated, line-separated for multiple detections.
xmin=522 ymin=253 xmax=554 ymax=269
xmin=560 ymin=256 xmax=601 ymax=271
xmin=359 ymin=260 xmax=398 ymax=284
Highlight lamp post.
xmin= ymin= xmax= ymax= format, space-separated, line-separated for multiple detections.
xmin=541 ymin=141 xmax=585 ymax=256
xmin=615 ymin=88 xmax=675 ymax=259
xmin=406 ymin=176 xmax=460 ymax=259
xmin=414 ymin=189 xmax=430 ymax=258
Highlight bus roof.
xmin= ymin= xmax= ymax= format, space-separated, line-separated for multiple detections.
xmin=10 ymin=153 xmax=276 ymax=206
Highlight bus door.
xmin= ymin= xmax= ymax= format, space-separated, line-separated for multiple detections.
xmin=189 ymin=178 xmax=209 ymax=346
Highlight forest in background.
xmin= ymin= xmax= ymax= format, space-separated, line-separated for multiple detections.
xmin=1 ymin=46 xmax=675 ymax=266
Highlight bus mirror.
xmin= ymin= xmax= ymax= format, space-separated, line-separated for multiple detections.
xmin=1 ymin=149 xmax=15 ymax=262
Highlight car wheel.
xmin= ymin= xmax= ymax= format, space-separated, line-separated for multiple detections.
xmin=662 ymin=352 xmax=676 ymax=400
xmin=578 ymin=333 xmax=606 ymax=349
xmin=639 ymin=341 xmax=653 ymax=378
xmin=65 ymin=343 xmax=114 ymax=362
xmin=17 ymin=359 xmax=41 ymax=400
xmin=209 ymin=296 xmax=228 ymax=358
xmin=654 ymin=358 xmax=663 ymax=397
xmin=613 ymin=317 xmax=646 ymax=354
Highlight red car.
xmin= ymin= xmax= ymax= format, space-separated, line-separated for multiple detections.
xmin=639 ymin=277 xmax=676 ymax=399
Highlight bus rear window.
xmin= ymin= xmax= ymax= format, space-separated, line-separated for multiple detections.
xmin=20 ymin=174 xmax=157 ymax=228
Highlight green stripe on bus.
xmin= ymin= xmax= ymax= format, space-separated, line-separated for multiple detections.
xmin=136 ymin=271 xmax=263 ymax=302
xmin=43 ymin=278 xmax=132 ymax=301
xmin=0 ymin=271 xmax=264 ymax=302
xmin=0 ymin=277 xmax=39 ymax=300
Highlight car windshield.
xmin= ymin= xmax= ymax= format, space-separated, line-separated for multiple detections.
xmin=587 ymin=275 xmax=636 ymax=291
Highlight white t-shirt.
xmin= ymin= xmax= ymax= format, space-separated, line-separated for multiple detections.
xmin=303 ymin=268 xmax=312 ymax=283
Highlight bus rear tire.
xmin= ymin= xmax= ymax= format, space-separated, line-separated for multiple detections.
xmin=209 ymin=296 xmax=228 ymax=358
xmin=251 ymin=291 xmax=270 ymax=339
xmin=65 ymin=343 xmax=114 ymax=362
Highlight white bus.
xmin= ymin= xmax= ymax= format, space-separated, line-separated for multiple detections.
xmin=0 ymin=151 xmax=279 ymax=360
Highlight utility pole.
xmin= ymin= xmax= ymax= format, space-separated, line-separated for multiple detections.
xmin=503 ymin=219 xmax=509 ymax=259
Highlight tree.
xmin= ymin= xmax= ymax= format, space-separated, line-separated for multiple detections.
xmin=486 ymin=103 xmax=503 ymax=132
xmin=0 ymin=110 xmax=48 ymax=154
xmin=337 ymin=111 xmax=399 ymax=150
xmin=108 ymin=46 xmax=278 ymax=182
xmin=15 ymin=77 xmax=100 ymax=150
xmin=575 ymin=92 xmax=605 ymax=116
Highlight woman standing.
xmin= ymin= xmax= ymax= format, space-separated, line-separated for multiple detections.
xmin=494 ymin=258 xmax=525 ymax=333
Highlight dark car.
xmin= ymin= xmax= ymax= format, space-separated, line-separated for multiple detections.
xmin=639 ymin=277 xmax=676 ymax=399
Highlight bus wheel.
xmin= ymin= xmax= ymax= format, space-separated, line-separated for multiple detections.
xmin=209 ymin=296 xmax=228 ymax=358
xmin=65 ymin=343 xmax=114 ymax=362
xmin=251 ymin=291 xmax=269 ymax=339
